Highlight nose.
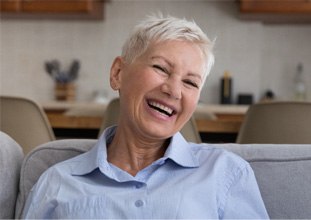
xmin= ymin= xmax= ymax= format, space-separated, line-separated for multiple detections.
xmin=161 ymin=77 xmax=182 ymax=100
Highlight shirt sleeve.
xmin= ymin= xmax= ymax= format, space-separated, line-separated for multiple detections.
xmin=22 ymin=168 xmax=60 ymax=219
xmin=220 ymin=163 xmax=270 ymax=219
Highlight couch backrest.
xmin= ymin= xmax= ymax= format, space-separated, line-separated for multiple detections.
xmin=15 ymin=139 xmax=311 ymax=219
xmin=0 ymin=132 xmax=24 ymax=219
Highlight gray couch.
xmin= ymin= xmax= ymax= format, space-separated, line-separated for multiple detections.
xmin=0 ymin=132 xmax=24 ymax=219
xmin=1 ymin=131 xmax=311 ymax=219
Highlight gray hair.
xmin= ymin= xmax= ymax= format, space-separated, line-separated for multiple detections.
xmin=121 ymin=15 xmax=215 ymax=83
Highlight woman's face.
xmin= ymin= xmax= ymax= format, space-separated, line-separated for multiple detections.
xmin=110 ymin=40 xmax=205 ymax=140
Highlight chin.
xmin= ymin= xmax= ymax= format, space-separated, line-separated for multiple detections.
xmin=143 ymin=125 xmax=175 ymax=140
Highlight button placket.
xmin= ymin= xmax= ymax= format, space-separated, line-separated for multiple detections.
xmin=132 ymin=181 xmax=147 ymax=208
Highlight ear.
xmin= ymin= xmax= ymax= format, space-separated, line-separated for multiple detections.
xmin=110 ymin=57 xmax=123 ymax=91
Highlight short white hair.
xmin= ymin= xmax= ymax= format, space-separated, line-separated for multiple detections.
xmin=121 ymin=15 xmax=215 ymax=83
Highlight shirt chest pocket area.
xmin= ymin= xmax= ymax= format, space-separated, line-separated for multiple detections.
xmin=54 ymin=195 xmax=124 ymax=219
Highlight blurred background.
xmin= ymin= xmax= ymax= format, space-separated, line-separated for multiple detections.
xmin=1 ymin=0 xmax=310 ymax=104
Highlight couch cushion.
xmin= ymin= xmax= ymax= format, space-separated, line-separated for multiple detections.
xmin=15 ymin=139 xmax=96 ymax=219
xmin=0 ymin=132 xmax=24 ymax=219
xmin=214 ymin=143 xmax=311 ymax=219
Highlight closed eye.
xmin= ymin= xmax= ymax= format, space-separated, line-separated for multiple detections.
xmin=183 ymin=79 xmax=199 ymax=89
xmin=153 ymin=64 xmax=168 ymax=74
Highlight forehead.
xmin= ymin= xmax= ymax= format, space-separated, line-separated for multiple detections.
xmin=145 ymin=40 xmax=204 ymax=61
xmin=147 ymin=39 xmax=202 ymax=54
xmin=143 ymin=40 xmax=205 ymax=72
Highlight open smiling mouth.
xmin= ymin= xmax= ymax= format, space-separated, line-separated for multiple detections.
xmin=147 ymin=100 xmax=175 ymax=117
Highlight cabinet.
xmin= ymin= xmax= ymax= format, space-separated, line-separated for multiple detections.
xmin=0 ymin=0 xmax=20 ymax=12
xmin=0 ymin=0 xmax=105 ymax=20
xmin=239 ymin=0 xmax=311 ymax=23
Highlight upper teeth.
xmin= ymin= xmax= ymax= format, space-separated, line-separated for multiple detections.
xmin=149 ymin=101 xmax=173 ymax=115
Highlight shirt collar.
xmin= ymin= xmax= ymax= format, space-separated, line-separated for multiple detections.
xmin=163 ymin=132 xmax=199 ymax=168
xmin=70 ymin=126 xmax=113 ymax=176
xmin=71 ymin=126 xmax=199 ymax=176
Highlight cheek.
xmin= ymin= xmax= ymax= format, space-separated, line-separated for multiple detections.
xmin=124 ymin=66 xmax=150 ymax=84
xmin=121 ymin=71 xmax=159 ymax=102
xmin=183 ymin=91 xmax=200 ymax=113
xmin=130 ymin=71 xmax=161 ymax=91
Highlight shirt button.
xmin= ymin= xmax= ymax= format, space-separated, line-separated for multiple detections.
xmin=135 ymin=200 xmax=144 ymax=207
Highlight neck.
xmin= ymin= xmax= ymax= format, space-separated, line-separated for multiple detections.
xmin=107 ymin=126 xmax=170 ymax=176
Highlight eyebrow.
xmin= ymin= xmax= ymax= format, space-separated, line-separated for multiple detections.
xmin=151 ymin=56 xmax=203 ymax=81
xmin=151 ymin=56 xmax=174 ymax=68
xmin=188 ymin=73 xmax=203 ymax=82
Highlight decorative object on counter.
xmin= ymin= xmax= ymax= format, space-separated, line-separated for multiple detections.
xmin=54 ymin=83 xmax=76 ymax=101
xmin=260 ymin=90 xmax=275 ymax=103
xmin=45 ymin=59 xmax=80 ymax=101
xmin=237 ymin=93 xmax=253 ymax=105
xmin=220 ymin=71 xmax=232 ymax=104
xmin=92 ymin=90 xmax=110 ymax=104
xmin=293 ymin=62 xmax=306 ymax=101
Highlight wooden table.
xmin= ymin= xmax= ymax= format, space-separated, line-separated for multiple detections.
xmin=42 ymin=101 xmax=248 ymax=137
xmin=194 ymin=104 xmax=246 ymax=133
xmin=43 ymin=101 xmax=105 ymax=129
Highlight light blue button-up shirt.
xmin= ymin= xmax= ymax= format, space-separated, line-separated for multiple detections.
xmin=23 ymin=126 xmax=269 ymax=219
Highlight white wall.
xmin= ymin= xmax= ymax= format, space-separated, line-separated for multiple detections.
xmin=1 ymin=0 xmax=311 ymax=104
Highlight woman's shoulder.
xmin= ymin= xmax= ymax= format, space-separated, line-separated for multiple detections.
xmin=188 ymin=142 xmax=250 ymax=172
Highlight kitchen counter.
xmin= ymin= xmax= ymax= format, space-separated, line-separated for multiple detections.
xmin=42 ymin=101 xmax=248 ymax=116
xmin=42 ymin=101 xmax=248 ymax=136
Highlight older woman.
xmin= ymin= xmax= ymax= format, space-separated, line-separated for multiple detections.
xmin=23 ymin=15 xmax=268 ymax=219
